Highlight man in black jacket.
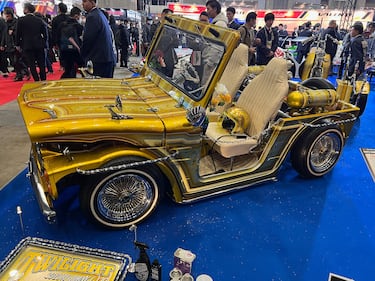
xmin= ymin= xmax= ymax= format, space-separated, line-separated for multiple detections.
xmin=51 ymin=3 xmax=69 ymax=68
xmin=256 ymin=12 xmax=278 ymax=65
xmin=348 ymin=22 xmax=367 ymax=78
xmin=323 ymin=20 xmax=340 ymax=74
xmin=15 ymin=3 xmax=47 ymax=81
xmin=296 ymin=21 xmax=313 ymax=63
xmin=226 ymin=7 xmax=241 ymax=30
xmin=118 ymin=20 xmax=130 ymax=67
xmin=51 ymin=3 xmax=69 ymax=48
xmin=130 ymin=22 xmax=140 ymax=57
xmin=0 ymin=16 xmax=10 ymax=77
xmin=150 ymin=8 xmax=173 ymax=40
xmin=59 ymin=7 xmax=83 ymax=78
xmin=1 ymin=7 xmax=30 ymax=81
xmin=141 ymin=17 xmax=153 ymax=56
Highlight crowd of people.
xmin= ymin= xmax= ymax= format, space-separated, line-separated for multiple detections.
xmin=291 ymin=19 xmax=369 ymax=78
xmin=200 ymin=1 xmax=279 ymax=66
xmin=201 ymin=0 xmax=372 ymax=80
xmin=0 ymin=0 xmax=140 ymax=81
xmin=0 ymin=0 xmax=373 ymax=81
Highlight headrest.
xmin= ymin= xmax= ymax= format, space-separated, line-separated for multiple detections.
xmin=262 ymin=58 xmax=288 ymax=83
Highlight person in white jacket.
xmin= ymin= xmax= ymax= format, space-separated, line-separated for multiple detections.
xmin=206 ymin=0 xmax=228 ymax=28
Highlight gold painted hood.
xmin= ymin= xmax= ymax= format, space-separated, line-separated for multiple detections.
xmin=18 ymin=77 xmax=191 ymax=142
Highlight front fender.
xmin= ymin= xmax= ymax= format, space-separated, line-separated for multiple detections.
xmin=41 ymin=145 xmax=183 ymax=202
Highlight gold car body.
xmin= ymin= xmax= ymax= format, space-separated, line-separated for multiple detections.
xmin=18 ymin=15 xmax=360 ymax=225
xmin=301 ymin=47 xmax=331 ymax=81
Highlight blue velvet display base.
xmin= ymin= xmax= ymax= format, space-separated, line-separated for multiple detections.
xmin=1 ymin=78 xmax=374 ymax=281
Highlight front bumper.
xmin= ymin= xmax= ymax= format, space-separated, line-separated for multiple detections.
xmin=28 ymin=153 xmax=56 ymax=223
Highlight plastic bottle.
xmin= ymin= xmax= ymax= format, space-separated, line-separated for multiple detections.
xmin=134 ymin=241 xmax=151 ymax=281
xmin=150 ymin=259 xmax=162 ymax=281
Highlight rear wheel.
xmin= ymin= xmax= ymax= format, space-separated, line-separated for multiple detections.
xmin=80 ymin=158 xmax=162 ymax=229
xmin=300 ymin=77 xmax=335 ymax=90
xmin=291 ymin=126 xmax=344 ymax=178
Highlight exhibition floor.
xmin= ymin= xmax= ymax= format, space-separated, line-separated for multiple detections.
xmin=0 ymin=73 xmax=374 ymax=281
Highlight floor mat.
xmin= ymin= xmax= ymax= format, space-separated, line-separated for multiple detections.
xmin=0 ymin=64 xmax=63 ymax=105
xmin=1 ymin=77 xmax=375 ymax=281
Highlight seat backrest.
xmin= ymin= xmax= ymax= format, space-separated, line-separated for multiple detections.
xmin=236 ymin=58 xmax=289 ymax=137
xmin=216 ymin=43 xmax=249 ymax=101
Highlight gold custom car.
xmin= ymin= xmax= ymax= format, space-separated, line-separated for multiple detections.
xmin=299 ymin=33 xmax=370 ymax=117
xmin=18 ymin=15 xmax=360 ymax=229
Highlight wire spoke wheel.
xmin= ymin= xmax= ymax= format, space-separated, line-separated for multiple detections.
xmin=291 ymin=126 xmax=344 ymax=178
xmin=80 ymin=166 xmax=160 ymax=229
xmin=96 ymin=173 xmax=155 ymax=223
xmin=309 ymin=132 xmax=341 ymax=174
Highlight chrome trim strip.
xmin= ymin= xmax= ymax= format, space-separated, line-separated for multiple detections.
xmin=28 ymin=154 xmax=56 ymax=223
xmin=181 ymin=176 xmax=278 ymax=203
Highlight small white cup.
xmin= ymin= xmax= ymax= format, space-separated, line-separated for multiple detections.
xmin=196 ymin=274 xmax=213 ymax=281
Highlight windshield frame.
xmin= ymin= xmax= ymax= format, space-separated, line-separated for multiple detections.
xmin=147 ymin=25 xmax=226 ymax=101
xmin=142 ymin=15 xmax=241 ymax=108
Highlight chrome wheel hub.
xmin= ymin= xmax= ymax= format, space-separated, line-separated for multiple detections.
xmin=96 ymin=174 xmax=154 ymax=222
xmin=310 ymin=132 xmax=341 ymax=173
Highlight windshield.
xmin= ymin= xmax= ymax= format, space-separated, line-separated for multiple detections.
xmin=148 ymin=25 xmax=225 ymax=100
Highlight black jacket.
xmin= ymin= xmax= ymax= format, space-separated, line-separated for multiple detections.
xmin=323 ymin=27 xmax=340 ymax=57
xmin=228 ymin=21 xmax=241 ymax=30
xmin=59 ymin=18 xmax=83 ymax=45
xmin=296 ymin=28 xmax=313 ymax=55
xmin=256 ymin=26 xmax=279 ymax=65
xmin=3 ymin=18 xmax=18 ymax=52
xmin=118 ymin=24 xmax=130 ymax=48
xmin=51 ymin=13 xmax=69 ymax=47
xmin=16 ymin=14 xmax=47 ymax=51
xmin=349 ymin=34 xmax=367 ymax=77
xmin=0 ymin=19 xmax=6 ymax=47
xmin=130 ymin=26 xmax=139 ymax=42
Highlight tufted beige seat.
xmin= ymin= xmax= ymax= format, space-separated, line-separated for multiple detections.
xmin=205 ymin=58 xmax=290 ymax=158
xmin=207 ymin=43 xmax=249 ymax=120
xmin=218 ymin=43 xmax=249 ymax=100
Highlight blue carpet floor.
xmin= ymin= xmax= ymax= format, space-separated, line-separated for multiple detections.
xmin=0 ymin=78 xmax=374 ymax=281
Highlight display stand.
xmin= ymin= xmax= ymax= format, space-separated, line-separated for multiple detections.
xmin=361 ymin=148 xmax=375 ymax=182
xmin=0 ymin=237 xmax=132 ymax=281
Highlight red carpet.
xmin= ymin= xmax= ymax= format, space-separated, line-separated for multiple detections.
xmin=0 ymin=63 xmax=63 ymax=105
